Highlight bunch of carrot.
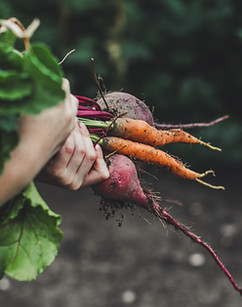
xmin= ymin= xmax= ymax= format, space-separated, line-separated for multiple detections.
xmin=76 ymin=95 xmax=224 ymax=190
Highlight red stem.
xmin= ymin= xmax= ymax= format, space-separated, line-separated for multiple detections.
xmin=77 ymin=110 xmax=113 ymax=120
xmin=155 ymin=115 xmax=229 ymax=130
xmin=75 ymin=95 xmax=101 ymax=111
xmin=152 ymin=203 xmax=242 ymax=296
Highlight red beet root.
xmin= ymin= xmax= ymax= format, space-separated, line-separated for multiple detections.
xmin=92 ymin=154 xmax=153 ymax=210
xmin=96 ymin=92 xmax=154 ymax=125
xmin=93 ymin=92 xmax=242 ymax=296
xmin=92 ymin=154 xmax=242 ymax=296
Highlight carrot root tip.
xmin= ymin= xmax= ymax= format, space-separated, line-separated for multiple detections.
xmin=105 ymin=145 xmax=127 ymax=159
xmin=196 ymin=178 xmax=225 ymax=190
xmin=200 ymin=169 xmax=215 ymax=177
xmin=199 ymin=140 xmax=222 ymax=151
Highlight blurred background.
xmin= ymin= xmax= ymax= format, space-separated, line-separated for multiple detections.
xmin=1 ymin=0 xmax=242 ymax=168
xmin=1 ymin=1 xmax=242 ymax=306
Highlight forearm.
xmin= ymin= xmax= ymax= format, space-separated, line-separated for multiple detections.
xmin=0 ymin=133 xmax=56 ymax=206
xmin=0 ymin=111 xmax=67 ymax=206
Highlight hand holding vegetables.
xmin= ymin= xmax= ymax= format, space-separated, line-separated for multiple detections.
xmin=0 ymin=79 xmax=78 ymax=206
xmin=0 ymin=17 xmax=112 ymax=282
xmin=1 ymin=17 xmax=241 ymax=296
xmin=37 ymin=119 xmax=109 ymax=190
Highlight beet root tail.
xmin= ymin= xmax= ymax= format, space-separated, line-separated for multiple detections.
xmin=151 ymin=202 xmax=242 ymax=296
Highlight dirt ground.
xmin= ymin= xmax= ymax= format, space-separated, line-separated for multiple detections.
xmin=0 ymin=167 xmax=242 ymax=307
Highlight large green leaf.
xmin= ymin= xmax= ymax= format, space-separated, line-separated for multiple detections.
xmin=0 ymin=182 xmax=63 ymax=281
xmin=0 ymin=43 xmax=65 ymax=115
xmin=0 ymin=114 xmax=19 ymax=175
xmin=0 ymin=20 xmax=66 ymax=281
xmin=0 ymin=45 xmax=24 ymax=72
xmin=21 ymin=43 xmax=65 ymax=114
xmin=0 ymin=70 xmax=32 ymax=101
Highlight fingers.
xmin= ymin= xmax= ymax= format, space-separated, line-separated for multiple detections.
xmin=65 ymin=123 xmax=109 ymax=190
xmin=81 ymin=144 xmax=109 ymax=188
xmin=41 ymin=120 xmax=109 ymax=190
xmin=68 ymin=123 xmax=99 ymax=189
xmin=43 ymin=131 xmax=76 ymax=184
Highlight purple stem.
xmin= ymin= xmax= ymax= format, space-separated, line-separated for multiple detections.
xmin=152 ymin=203 xmax=242 ymax=296
xmin=155 ymin=115 xmax=229 ymax=130
xmin=77 ymin=110 xmax=113 ymax=120
xmin=78 ymin=105 xmax=93 ymax=111
xmin=75 ymin=95 xmax=101 ymax=111
xmin=88 ymin=127 xmax=105 ymax=134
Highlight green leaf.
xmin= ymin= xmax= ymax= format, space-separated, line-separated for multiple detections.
xmin=0 ymin=21 xmax=66 ymax=281
xmin=0 ymin=29 xmax=17 ymax=48
xmin=0 ymin=70 xmax=32 ymax=101
xmin=0 ymin=46 xmax=24 ymax=72
xmin=25 ymin=43 xmax=63 ymax=84
xmin=0 ymin=114 xmax=19 ymax=175
xmin=0 ymin=182 xmax=63 ymax=281
xmin=22 ymin=43 xmax=65 ymax=113
xmin=0 ymin=43 xmax=65 ymax=115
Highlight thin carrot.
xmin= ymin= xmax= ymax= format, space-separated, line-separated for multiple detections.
xmin=93 ymin=135 xmax=224 ymax=189
xmin=79 ymin=117 xmax=221 ymax=151
xmin=110 ymin=117 xmax=221 ymax=151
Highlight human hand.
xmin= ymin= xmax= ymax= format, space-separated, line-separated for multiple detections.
xmin=19 ymin=79 xmax=78 ymax=162
xmin=0 ymin=79 xmax=78 ymax=206
xmin=37 ymin=120 xmax=109 ymax=190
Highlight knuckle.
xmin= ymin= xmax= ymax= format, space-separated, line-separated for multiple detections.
xmin=61 ymin=177 xmax=73 ymax=187
xmin=86 ymin=151 xmax=97 ymax=163
xmin=68 ymin=180 xmax=82 ymax=191
xmin=77 ymin=147 xmax=85 ymax=157
xmin=52 ymin=166 xmax=65 ymax=179
xmin=88 ymin=151 xmax=97 ymax=162
xmin=64 ymin=144 xmax=74 ymax=155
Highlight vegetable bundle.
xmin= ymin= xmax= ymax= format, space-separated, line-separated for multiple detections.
xmin=1 ymin=17 xmax=241 ymax=297
xmin=76 ymin=92 xmax=242 ymax=296
xmin=76 ymin=93 xmax=224 ymax=188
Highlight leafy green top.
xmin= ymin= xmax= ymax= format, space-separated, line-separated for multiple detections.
xmin=0 ymin=18 xmax=65 ymax=280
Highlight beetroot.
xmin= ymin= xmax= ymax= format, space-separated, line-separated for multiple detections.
xmin=92 ymin=154 xmax=153 ymax=210
xmin=92 ymin=92 xmax=242 ymax=296
xmin=91 ymin=154 xmax=242 ymax=295
xmin=96 ymin=92 xmax=154 ymax=125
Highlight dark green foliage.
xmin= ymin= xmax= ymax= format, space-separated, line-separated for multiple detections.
xmin=0 ymin=22 xmax=65 ymax=280
xmin=0 ymin=183 xmax=63 ymax=281
xmin=0 ymin=35 xmax=64 ymax=174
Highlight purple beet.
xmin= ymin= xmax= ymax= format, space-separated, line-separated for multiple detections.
xmin=92 ymin=154 xmax=153 ymax=209
xmin=96 ymin=92 xmax=154 ymax=125
xmin=92 ymin=154 xmax=242 ymax=296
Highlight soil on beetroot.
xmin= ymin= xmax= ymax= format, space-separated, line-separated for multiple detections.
xmin=0 ymin=166 xmax=242 ymax=307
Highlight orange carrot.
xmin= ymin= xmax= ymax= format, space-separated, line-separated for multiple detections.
xmin=110 ymin=117 xmax=221 ymax=151
xmin=97 ymin=136 xmax=224 ymax=189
